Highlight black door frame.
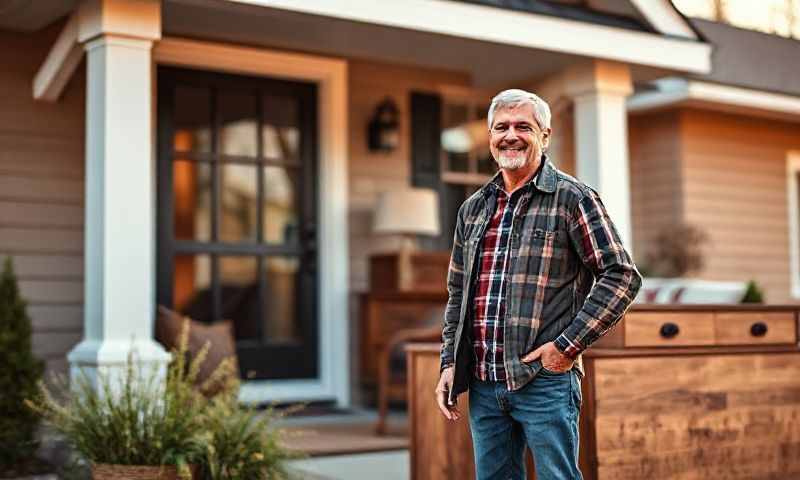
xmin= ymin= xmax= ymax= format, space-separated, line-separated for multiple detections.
xmin=156 ymin=65 xmax=319 ymax=380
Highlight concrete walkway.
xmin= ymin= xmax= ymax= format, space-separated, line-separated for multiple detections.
xmin=287 ymin=450 xmax=409 ymax=480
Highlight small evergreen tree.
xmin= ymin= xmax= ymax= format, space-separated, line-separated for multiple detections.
xmin=0 ymin=257 xmax=44 ymax=471
xmin=741 ymin=280 xmax=765 ymax=304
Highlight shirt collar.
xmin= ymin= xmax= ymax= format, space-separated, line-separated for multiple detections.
xmin=485 ymin=153 xmax=555 ymax=196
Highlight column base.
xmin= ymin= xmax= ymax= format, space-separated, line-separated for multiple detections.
xmin=67 ymin=338 xmax=171 ymax=391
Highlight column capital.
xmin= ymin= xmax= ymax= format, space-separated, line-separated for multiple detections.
xmin=77 ymin=0 xmax=161 ymax=45
xmin=563 ymin=60 xmax=633 ymax=99
xmin=83 ymin=34 xmax=155 ymax=54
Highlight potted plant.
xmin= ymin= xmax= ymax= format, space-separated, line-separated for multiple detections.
xmin=27 ymin=317 xmax=300 ymax=479
xmin=201 ymin=377 xmax=302 ymax=480
xmin=27 ymin=321 xmax=212 ymax=479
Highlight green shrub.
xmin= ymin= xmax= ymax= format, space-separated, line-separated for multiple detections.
xmin=202 ymin=393 xmax=301 ymax=480
xmin=28 ymin=322 xmax=210 ymax=478
xmin=0 ymin=257 xmax=45 ymax=472
xmin=27 ymin=317 xmax=299 ymax=479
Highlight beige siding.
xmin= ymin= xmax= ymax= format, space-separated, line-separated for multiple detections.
xmin=0 ymin=22 xmax=85 ymax=377
xmin=347 ymin=60 xmax=470 ymax=293
xmin=680 ymin=108 xmax=800 ymax=303
xmin=346 ymin=61 xmax=470 ymax=404
xmin=550 ymin=103 xmax=575 ymax=176
xmin=628 ymin=110 xmax=685 ymax=266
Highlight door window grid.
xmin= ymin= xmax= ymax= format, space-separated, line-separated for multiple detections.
xmin=158 ymin=67 xmax=318 ymax=380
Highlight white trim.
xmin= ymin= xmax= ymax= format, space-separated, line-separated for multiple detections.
xmin=787 ymin=152 xmax=800 ymax=299
xmin=68 ymin=31 xmax=171 ymax=388
xmin=32 ymin=11 xmax=82 ymax=101
xmin=628 ymin=78 xmax=800 ymax=121
xmin=227 ymin=0 xmax=711 ymax=74
xmin=628 ymin=0 xmax=697 ymax=39
xmin=154 ymin=37 xmax=350 ymax=407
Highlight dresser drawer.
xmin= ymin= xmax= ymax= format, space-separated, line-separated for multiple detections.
xmin=624 ymin=312 xmax=715 ymax=347
xmin=714 ymin=312 xmax=797 ymax=345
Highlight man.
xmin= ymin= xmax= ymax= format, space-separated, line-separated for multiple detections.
xmin=435 ymin=89 xmax=641 ymax=480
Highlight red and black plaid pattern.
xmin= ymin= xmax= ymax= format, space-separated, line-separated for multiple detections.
xmin=440 ymin=156 xmax=641 ymax=394
xmin=472 ymin=188 xmax=523 ymax=382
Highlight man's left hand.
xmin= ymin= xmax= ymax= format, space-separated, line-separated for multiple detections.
xmin=521 ymin=341 xmax=574 ymax=373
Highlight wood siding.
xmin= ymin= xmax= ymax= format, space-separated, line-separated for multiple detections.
xmin=628 ymin=110 xmax=685 ymax=267
xmin=680 ymin=108 xmax=800 ymax=303
xmin=0 ymin=22 xmax=85 ymax=377
xmin=347 ymin=60 xmax=470 ymax=293
xmin=630 ymin=107 xmax=800 ymax=304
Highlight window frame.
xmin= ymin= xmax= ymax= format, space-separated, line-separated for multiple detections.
xmin=787 ymin=151 xmax=800 ymax=298
xmin=156 ymin=66 xmax=320 ymax=380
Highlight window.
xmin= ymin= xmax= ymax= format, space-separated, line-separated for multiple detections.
xmin=787 ymin=151 xmax=800 ymax=298
xmin=439 ymin=93 xmax=495 ymax=246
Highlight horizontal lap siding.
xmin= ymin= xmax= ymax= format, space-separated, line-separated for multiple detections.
xmin=346 ymin=60 xmax=470 ymax=405
xmin=680 ymin=108 xmax=800 ymax=303
xmin=628 ymin=110 xmax=684 ymax=266
xmin=0 ymin=22 xmax=85 ymax=377
xmin=347 ymin=60 xmax=470 ymax=293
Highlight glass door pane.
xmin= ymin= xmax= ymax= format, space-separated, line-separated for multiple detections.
xmin=158 ymin=66 xmax=318 ymax=381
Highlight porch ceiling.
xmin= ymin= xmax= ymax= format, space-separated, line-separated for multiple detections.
xmin=163 ymin=0 xmax=613 ymax=87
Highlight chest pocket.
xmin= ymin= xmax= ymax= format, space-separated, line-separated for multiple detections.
xmin=514 ymin=228 xmax=570 ymax=284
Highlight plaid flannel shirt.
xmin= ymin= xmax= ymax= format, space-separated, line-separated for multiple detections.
xmin=440 ymin=156 xmax=642 ymax=398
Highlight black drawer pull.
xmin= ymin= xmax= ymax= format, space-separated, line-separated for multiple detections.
xmin=660 ymin=322 xmax=680 ymax=338
xmin=750 ymin=322 xmax=768 ymax=337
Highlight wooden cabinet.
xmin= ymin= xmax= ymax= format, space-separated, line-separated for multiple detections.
xmin=594 ymin=306 xmax=798 ymax=349
xmin=582 ymin=347 xmax=800 ymax=479
xmin=360 ymin=291 xmax=448 ymax=392
xmin=406 ymin=344 xmax=480 ymax=480
xmin=369 ymin=251 xmax=450 ymax=293
xmin=407 ymin=306 xmax=800 ymax=480
xmin=713 ymin=311 xmax=796 ymax=345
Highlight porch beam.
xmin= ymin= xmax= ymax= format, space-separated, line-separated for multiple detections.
xmin=32 ymin=11 xmax=82 ymax=102
xmin=230 ymin=0 xmax=712 ymax=74
xmin=565 ymin=60 xmax=635 ymax=252
xmin=628 ymin=77 xmax=800 ymax=123
xmin=67 ymin=0 xmax=168 ymax=387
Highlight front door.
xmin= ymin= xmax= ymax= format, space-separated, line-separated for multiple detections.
xmin=156 ymin=66 xmax=318 ymax=380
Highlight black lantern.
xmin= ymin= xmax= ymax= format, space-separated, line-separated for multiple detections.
xmin=368 ymin=98 xmax=400 ymax=152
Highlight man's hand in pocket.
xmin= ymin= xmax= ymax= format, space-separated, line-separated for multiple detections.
xmin=521 ymin=341 xmax=574 ymax=373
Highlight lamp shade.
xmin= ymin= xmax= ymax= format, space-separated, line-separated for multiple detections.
xmin=373 ymin=188 xmax=440 ymax=236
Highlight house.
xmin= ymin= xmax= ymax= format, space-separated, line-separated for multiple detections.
xmin=1 ymin=0 xmax=797 ymax=408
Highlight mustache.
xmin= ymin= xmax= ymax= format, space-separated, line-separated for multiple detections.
xmin=498 ymin=144 xmax=528 ymax=149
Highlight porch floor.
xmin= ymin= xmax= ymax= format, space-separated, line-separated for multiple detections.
xmin=277 ymin=408 xmax=410 ymax=479
xmin=277 ymin=408 xmax=409 ymax=457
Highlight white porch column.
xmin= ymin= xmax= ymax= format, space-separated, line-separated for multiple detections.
xmin=565 ymin=60 xmax=634 ymax=252
xmin=67 ymin=0 xmax=169 ymax=385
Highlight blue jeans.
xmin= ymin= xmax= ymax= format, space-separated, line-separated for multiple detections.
xmin=468 ymin=368 xmax=583 ymax=480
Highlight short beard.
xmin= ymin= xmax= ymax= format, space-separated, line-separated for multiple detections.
xmin=496 ymin=153 xmax=529 ymax=170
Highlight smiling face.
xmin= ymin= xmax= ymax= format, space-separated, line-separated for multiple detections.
xmin=489 ymin=102 xmax=550 ymax=171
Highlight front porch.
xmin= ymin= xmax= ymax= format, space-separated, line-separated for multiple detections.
xmin=21 ymin=0 xmax=710 ymax=408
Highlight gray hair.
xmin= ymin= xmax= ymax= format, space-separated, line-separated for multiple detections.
xmin=487 ymin=89 xmax=551 ymax=131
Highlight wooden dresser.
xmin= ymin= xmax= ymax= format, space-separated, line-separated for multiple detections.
xmin=407 ymin=305 xmax=800 ymax=480
xmin=360 ymin=290 xmax=448 ymax=397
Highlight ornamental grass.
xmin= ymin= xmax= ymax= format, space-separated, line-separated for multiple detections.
xmin=26 ymin=318 xmax=299 ymax=479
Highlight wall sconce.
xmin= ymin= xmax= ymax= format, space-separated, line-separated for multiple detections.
xmin=368 ymin=98 xmax=400 ymax=152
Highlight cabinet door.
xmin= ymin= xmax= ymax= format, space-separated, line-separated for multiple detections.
xmin=589 ymin=353 xmax=800 ymax=479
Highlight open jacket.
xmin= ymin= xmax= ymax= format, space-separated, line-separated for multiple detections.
xmin=440 ymin=157 xmax=642 ymax=402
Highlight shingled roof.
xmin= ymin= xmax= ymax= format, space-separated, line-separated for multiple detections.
xmin=690 ymin=18 xmax=800 ymax=97
xmin=456 ymin=0 xmax=654 ymax=32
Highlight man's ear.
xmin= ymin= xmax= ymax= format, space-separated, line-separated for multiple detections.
xmin=541 ymin=128 xmax=552 ymax=147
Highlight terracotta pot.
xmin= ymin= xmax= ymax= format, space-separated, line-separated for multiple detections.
xmin=91 ymin=464 xmax=198 ymax=480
